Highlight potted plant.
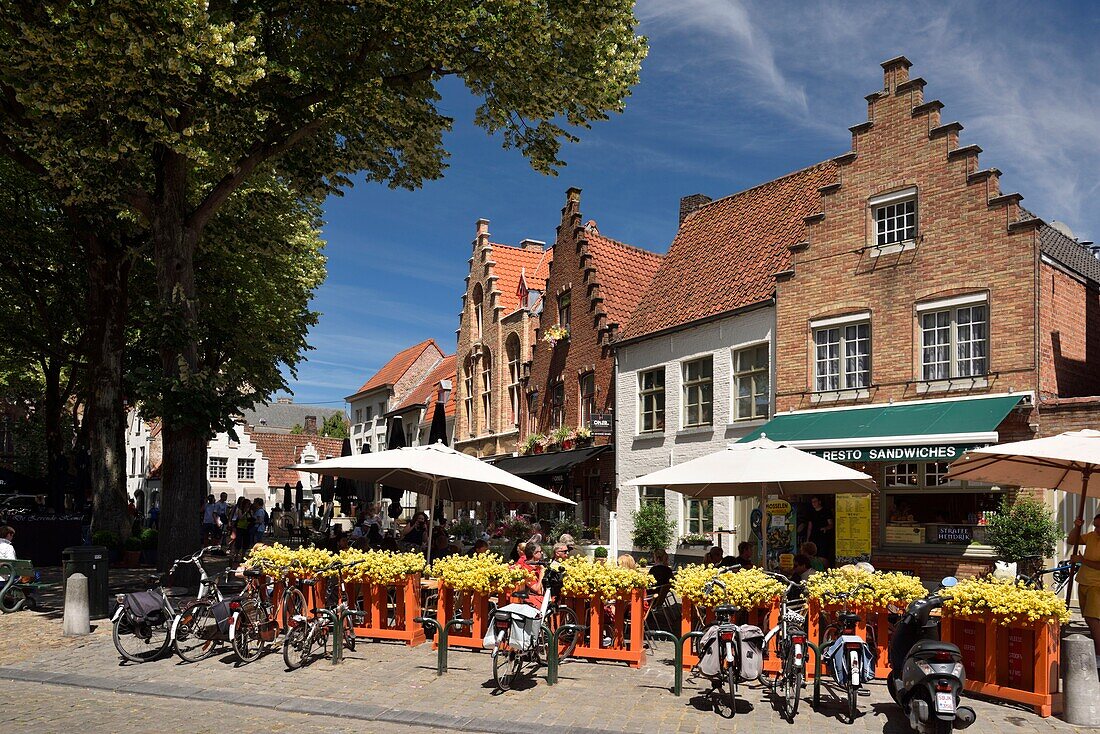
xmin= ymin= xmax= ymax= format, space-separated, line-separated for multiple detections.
xmin=530 ymin=433 xmax=546 ymax=454
xmin=631 ymin=502 xmax=675 ymax=554
xmin=552 ymin=425 xmax=574 ymax=451
xmin=542 ymin=324 xmax=570 ymax=349
xmin=139 ymin=528 xmax=159 ymax=566
xmin=520 ymin=435 xmax=541 ymax=455
xmin=551 ymin=516 xmax=584 ymax=543
xmin=581 ymin=525 xmax=597 ymax=540
xmin=121 ymin=535 xmax=143 ymax=568
xmin=575 ymin=426 xmax=594 ymax=447
xmin=92 ymin=530 xmax=121 ymax=563
xmin=985 ymin=495 xmax=1060 ymax=579
xmin=593 ymin=546 xmax=608 ymax=564
xmin=679 ymin=532 xmax=710 ymax=548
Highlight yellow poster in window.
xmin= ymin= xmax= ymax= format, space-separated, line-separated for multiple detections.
xmin=835 ymin=493 xmax=871 ymax=563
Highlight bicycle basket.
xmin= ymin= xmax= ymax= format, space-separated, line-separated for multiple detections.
xmin=241 ymin=598 xmax=265 ymax=626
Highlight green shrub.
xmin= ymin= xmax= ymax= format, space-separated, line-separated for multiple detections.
xmin=985 ymin=495 xmax=1059 ymax=567
xmin=593 ymin=546 xmax=608 ymax=559
xmin=551 ymin=516 xmax=584 ymax=543
xmin=631 ymin=501 xmax=675 ymax=552
xmin=123 ymin=535 xmax=143 ymax=552
xmin=91 ymin=530 xmax=120 ymax=550
xmin=139 ymin=528 xmax=159 ymax=550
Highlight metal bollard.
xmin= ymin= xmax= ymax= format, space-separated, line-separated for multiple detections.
xmin=63 ymin=573 xmax=90 ymax=636
xmin=1062 ymin=634 xmax=1100 ymax=726
xmin=0 ymin=563 xmax=28 ymax=614
xmin=414 ymin=616 xmax=474 ymax=676
xmin=545 ymin=623 xmax=587 ymax=685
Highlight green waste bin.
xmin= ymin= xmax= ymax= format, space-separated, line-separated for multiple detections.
xmin=63 ymin=546 xmax=109 ymax=619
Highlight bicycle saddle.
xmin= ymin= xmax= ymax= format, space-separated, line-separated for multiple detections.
xmin=300 ymin=578 xmax=318 ymax=587
xmin=513 ymin=590 xmax=530 ymax=600
xmin=715 ymin=604 xmax=740 ymax=619
xmin=838 ymin=611 xmax=861 ymax=627
xmin=242 ymin=568 xmax=264 ymax=578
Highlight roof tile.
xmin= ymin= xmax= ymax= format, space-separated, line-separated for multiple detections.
xmin=489 ymin=244 xmax=551 ymax=313
xmin=395 ymin=354 xmax=457 ymax=418
xmin=250 ymin=431 xmax=345 ymax=487
xmin=582 ymin=224 xmax=663 ymax=328
xmin=350 ymin=338 xmax=442 ymax=397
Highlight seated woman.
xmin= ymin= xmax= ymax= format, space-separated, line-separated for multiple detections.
xmin=512 ymin=541 xmax=545 ymax=611
xmin=648 ymin=549 xmax=673 ymax=587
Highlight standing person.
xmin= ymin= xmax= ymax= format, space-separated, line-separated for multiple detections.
xmin=201 ymin=495 xmax=219 ymax=544
xmin=252 ymin=498 xmax=269 ymax=547
xmin=805 ymin=496 xmax=835 ymax=563
xmin=229 ymin=497 xmax=253 ymax=562
xmin=1069 ymin=513 xmax=1100 ymax=668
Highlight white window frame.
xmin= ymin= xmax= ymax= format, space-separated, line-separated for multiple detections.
xmin=871 ymin=187 xmax=917 ymax=247
xmin=732 ymin=343 xmax=770 ymax=421
xmin=637 ymin=368 xmax=665 ymax=433
xmin=463 ymin=357 xmax=474 ymax=436
xmin=558 ymin=290 xmax=571 ymax=329
xmin=549 ymin=382 xmax=565 ymax=430
xmin=812 ymin=315 xmax=870 ymax=392
xmin=684 ymin=497 xmax=713 ymax=535
xmin=681 ymin=356 xmax=713 ymax=428
xmin=639 ymin=486 xmax=665 ymax=507
xmin=579 ymin=372 xmax=596 ymax=429
xmin=507 ymin=340 xmax=521 ymax=429
xmin=208 ymin=456 xmax=228 ymax=480
xmin=480 ymin=349 xmax=492 ymax=435
xmin=237 ymin=458 xmax=255 ymax=481
xmin=917 ymin=296 xmax=989 ymax=382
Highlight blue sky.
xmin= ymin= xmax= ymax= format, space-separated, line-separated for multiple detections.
xmin=282 ymin=0 xmax=1100 ymax=408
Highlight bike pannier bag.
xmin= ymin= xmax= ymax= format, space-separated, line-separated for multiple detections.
xmin=737 ymin=624 xmax=765 ymax=680
xmin=123 ymin=589 xmax=165 ymax=625
xmin=210 ymin=599 xmax=234 ymax=638
xmin=824 ymin=634 xmax=876 ymax=685
xmin=695 ymin=625 xmax=723 ymax=678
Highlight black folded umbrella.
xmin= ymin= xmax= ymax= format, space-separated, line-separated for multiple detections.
xmin=319 ymin=474 xmax=335 ymax=504
xmin=283 ymin=483 xmax=293 ymax=513
xmin=335 ymin=437 xmax=355 ymax=513
xmin=295 ymin=481 xmax=304 ymax=510
xmin=382 ymin=416 xmax=406 ymax=517
xmin=428 ymin=400 xmax=448 ymax=447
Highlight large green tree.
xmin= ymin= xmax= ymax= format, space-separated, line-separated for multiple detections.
xmin=0 ymin=1 xmax=646 ymax=563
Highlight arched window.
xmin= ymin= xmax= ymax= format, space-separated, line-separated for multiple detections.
xmin=506 ymin=335 xmax=521 ymax=429
xmin=463 ymin=354 xmax=474 ymax=436
xmin=480 ymin=347 xmax=492 ymax=435
xmin=472 ymin=284 xmax=484 ymax=339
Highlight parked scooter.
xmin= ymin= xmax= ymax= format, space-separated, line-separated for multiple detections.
xmin=886 ymin=577 xmax=976 ymax=734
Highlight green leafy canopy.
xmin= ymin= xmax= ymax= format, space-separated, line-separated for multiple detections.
xmin=985 ymin=494 xmax=1060 ymax=564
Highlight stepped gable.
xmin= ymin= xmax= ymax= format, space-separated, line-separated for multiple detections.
xmin=623 ymin=161 xmax=837 ymax=340
xmin=582 ymin=221 xmax=663 ymax=330
xmin=252 ymin=431 xmax=344 ymax=486
xmin=350 ymin=338 xmax=442 ymax=397
xmin=395 ymin=354 xmax=457 ymax=417
xmin=1039 ymin=224 xmax=1100 ymax=285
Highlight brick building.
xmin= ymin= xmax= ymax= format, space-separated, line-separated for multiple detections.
xmin=453 ymin=218 xmax=550 ymax=459
xmin=736 ymin=57 xmax=1100 ymax=580
xmin=495 ymin=189 xmax=663 ymax=536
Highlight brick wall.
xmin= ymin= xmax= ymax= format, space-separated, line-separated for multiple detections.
xmin=392 ymin=346 xmax=443 ymax=407
xmin=774 ymin=57 xmax=1041 ymax=413
xmin=1038 ymin=261 xmax=1100 ymax=399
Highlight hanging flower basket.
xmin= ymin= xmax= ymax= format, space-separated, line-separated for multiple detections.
xmin=542 ymin=324 xmax=570 ymax=349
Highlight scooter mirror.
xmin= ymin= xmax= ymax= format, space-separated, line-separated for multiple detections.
xmin=941 ymin=576 xmax=958 ymax=588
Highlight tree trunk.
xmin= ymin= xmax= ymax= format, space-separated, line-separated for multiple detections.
xmin=42 ymin=359 xmax=67 ymax=514
xmin=151 ymin=149 xmax=207 ymax=571
xmin=85 ymin=233 xmax=131 ymax=540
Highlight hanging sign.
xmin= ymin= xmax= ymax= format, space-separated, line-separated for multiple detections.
xmin=589 ymin=412 xmax=613 ymax=435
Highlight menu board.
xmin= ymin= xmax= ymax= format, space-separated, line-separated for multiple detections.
xmin=835 ymin=493 xmax=871 ymax=563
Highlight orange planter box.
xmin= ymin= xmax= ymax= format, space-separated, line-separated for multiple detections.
xmin=562 ymin=589 xmax=647 ymax=668
xmin=940 ymin=613 xmax=1060 ymax=717
xmin=433 ymin=583 xmax=512 ymax=651
xmin=808 ymin=599 xmax=894 ymax=679
xmin=679 ymin=598 xmax=791 ymax=673
xmin=344 ymin=574 xmax=426 ymax=647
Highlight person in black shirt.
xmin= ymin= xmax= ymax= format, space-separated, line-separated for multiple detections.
xmin=648 ymin=549 xmax=673 ymax=587
xmin=805 ymin=496 xmax=834 ymax=562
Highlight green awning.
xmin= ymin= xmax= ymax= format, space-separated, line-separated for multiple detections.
xmin=740 ymin=394 xmax=1026 ymax=462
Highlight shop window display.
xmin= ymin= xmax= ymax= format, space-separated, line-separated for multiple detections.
xmin=882 ymin=461 xmax=1006 ymax=548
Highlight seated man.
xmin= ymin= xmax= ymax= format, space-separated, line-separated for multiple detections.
xmin=704 ymin=546 xmax=723 ymax=567
xmin=721 ymin=541 xmax=755 ymax=570
xmin=791 ymin=553 xmax=817 ymax=583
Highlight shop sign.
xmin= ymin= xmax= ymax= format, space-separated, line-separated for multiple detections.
xmin=809 ymin=443 xmax=983 ymax=463
xmin=835 ymin=494 xmax=871 ymax=563
xmin=589 ymin=412 xmax=613 ymax=435
xmin=936 ymin=525 xmax=973 ymax=543
xmin=765 ymin=499 xmax=792 ymax=516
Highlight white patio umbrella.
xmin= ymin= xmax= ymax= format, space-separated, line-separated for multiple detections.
xmin=627 ymin=435 xmax=876 ymax=568
xmin=946 ymin=429 xmax=1100 ymax=600
xmin=289 ymin=441 xmax=574 ymax=561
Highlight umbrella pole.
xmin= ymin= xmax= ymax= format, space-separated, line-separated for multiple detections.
xmin=760 ymin=486 xmax=768 ymax=572
xmin=427 ymin=479 xmax=439 ymax=565
xmin=1066 ymin=468 xmax=1093 ymax=604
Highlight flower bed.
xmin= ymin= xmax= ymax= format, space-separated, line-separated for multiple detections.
xmin=557 ymin=557 xmax=653 ymax=667
xmin=940 ymin=576 xmax=1065 ymax=717
xmin=429 ymin=554 xmax=529 ymax=650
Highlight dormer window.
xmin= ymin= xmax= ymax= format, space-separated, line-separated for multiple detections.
xmin=871 ymin=187 xmax=917 ymax=246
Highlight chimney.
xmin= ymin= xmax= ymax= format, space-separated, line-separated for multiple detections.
xmin=304 ymin=415 xmax=317 ymax=434
xmin=679 ymin=194 xmax=712 ymax=225
xmin=520 ymin=238 xmax=545 ymax=252
xmin=276 ymin=396 xmax=293 ymax=404
xmin=881 ymin=55 xmax=912 ymax=93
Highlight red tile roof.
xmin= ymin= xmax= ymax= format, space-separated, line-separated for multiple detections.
xmin=582 ymin=222 xmax=664 ymax=329
xmin=395 ymin=354 xmax=457 ymax=418
xmin=622 ymin=162 xmax=837 ymax=341
xmin=251 ymin=431 xmax=345 ymax=488
xmin=349 ymin=338 xmax=442 ymax=397
xmin=491 ymin=244 xmax=551 ymax=313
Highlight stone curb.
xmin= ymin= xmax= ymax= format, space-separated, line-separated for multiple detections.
xmin=0 ymin=666 xmax=625 ymax=734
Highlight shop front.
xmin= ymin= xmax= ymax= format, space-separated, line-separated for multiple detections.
xmin=742 ymin=393 xmax=1031 ymax=580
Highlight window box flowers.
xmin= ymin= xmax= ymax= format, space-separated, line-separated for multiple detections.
xmin=678 ymin=533 xmax=710 ymax=548
xmin=542 ymin=324 xmax=570 ymax=349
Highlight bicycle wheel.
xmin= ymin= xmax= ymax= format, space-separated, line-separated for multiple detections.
xmin=785 ymin=666 xmax=803 ymax=722
xmin=281 ymin=586 xmax=307 ymax=628
xmin=553 ymin=605 xmax=579 ymax=659
xmin=493 ymin=647 xmax=515 ymax=691
xmin=113 ymin=612 xmax=171 ymax=663
xmin=846 ymin=686 xmax=858 ymax=723
xmin=342 ymin=613 xmax=356 ymax=652
xmin=231 ymin=617 xmax=265 ymax=663
xmin=173 ymin=601 xmax=218 ymax=663
xmin=711 ymin=656 xmax=737 ymax=719
xmin=282 ymin=623 xmax=312 ymax=670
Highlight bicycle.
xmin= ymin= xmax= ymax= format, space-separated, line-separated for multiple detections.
xmin=818 ymin=587 xmax=874 ymax=724
xmin=691 ymin=567 xmax=745 ymax=718
xmin=1018 ymin=560 xmax=1079 ymax=596
xmin=113 ymin=552 xmax=209 ymax=663
xmin=170 ymin=546 xmax=236 ymax=663
xmin=282 ymin=561 xmax=363 ymax=670
xmin=759 ymin=572 xmax=808 ymax=722
xmin=228 ymin=568 xmax=280 ymax=663
xmin=490 ymin=589 xmax=547 ymax=691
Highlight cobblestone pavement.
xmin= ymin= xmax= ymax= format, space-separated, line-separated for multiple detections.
xmin=0 ymin=680 xmax=451 ymax=734
xmin=0 ymin=610 xmax=1088 ymax=734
